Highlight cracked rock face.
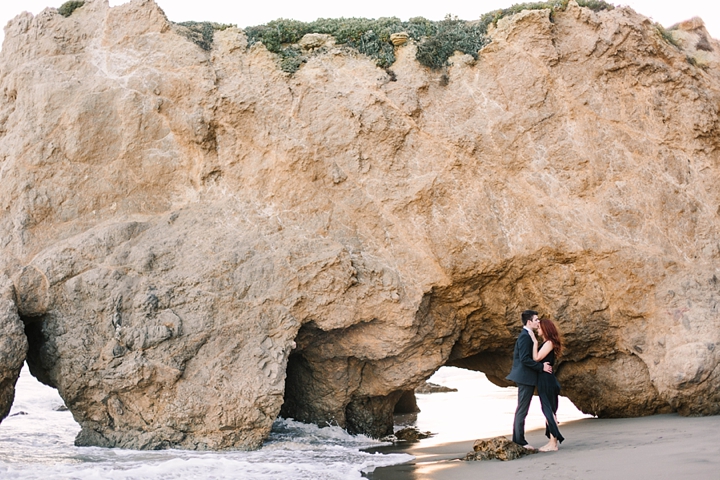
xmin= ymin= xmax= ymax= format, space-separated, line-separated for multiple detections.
xmin=20 ymin=213 xmax=305 ymax=449
xmin=1 ymin=0 xmax=719 ymax=449
xmin=0 ymin=276 xmax=27 ymax=422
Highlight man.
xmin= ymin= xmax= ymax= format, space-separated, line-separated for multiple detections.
xmin=506 ymin=309 xmax=552 ymax=450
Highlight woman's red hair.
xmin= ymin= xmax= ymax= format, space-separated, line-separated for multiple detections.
xmin=539 ymin=318 xmax=562 ymax=358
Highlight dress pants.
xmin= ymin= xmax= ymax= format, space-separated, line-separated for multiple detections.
xmin=512 ymin=383 xmax=535 ymax=445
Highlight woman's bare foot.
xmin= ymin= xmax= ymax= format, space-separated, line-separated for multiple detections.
xmin=539 ymin=440 xmax=558 ymax=452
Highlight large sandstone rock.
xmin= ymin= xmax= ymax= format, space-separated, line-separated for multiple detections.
xmin=1 ymin=0 xmax=719 ymax=449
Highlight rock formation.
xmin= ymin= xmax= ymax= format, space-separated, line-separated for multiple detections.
xmin=391 ymin=426 xmax=433 ymax=442
xmin=415 ymin=382 xmax=458 ymax=394
xmin=466 ymin=436 xmax=536 ymax=461
xmin=0 ymin=0 xmax=719 ymax=450
xmin=0 ymin=276 xmax=28 ymax=422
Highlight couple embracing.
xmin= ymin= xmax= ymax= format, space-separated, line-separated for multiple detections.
xmin=506 ymin=309 xmax=564 ymax=452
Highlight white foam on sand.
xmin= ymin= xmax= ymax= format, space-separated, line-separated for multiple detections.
xmin=0 ymin=366 xmax=411 ymax=480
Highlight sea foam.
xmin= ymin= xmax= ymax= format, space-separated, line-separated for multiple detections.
xmin=0 ymin=366 xmax=411 ymax=480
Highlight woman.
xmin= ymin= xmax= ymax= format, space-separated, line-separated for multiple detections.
xmin=529 ymin=317 xmax=564 ymax=451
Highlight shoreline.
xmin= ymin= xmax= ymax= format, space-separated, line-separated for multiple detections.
xmin=365 ymin=414 xmax=720 ymax=479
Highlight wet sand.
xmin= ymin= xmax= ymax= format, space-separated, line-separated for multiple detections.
xmin=365 ymin=414 xmax=720 ymax=479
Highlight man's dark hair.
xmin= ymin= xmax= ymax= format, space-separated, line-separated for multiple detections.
xmin=521 ymin=310 xmax=538 ymax=325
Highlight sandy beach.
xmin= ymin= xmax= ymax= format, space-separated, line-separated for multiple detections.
xmin=366 ymin=414 xmax=720 ymax=479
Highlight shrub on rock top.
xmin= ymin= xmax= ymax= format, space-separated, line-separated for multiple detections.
xmin=243 ymin=0 xmax=614 ymax=74
xmin=175 ymin=21 xmax=235 ymax=51
xmin=58 ymin=1 xmax=85 ymax=17
xmin=244 ymin=16 xmax=488 ymax=73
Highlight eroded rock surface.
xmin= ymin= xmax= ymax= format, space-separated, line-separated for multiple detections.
xmin=0 ymin=276 xmax=27 ymax=422
xmin=466 ymin=436 xmax=536 ymax=461
xmin=1 ymin=0 xmax=719 ymax=449
xmin=392 ymin=427 xmax=433 ymax=442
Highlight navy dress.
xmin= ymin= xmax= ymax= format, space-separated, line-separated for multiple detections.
xmin=538 ymin=347 xmax=564 ymax=443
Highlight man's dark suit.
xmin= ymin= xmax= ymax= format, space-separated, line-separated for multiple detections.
xmin=506 ymin=328 xmax=544 ymax=446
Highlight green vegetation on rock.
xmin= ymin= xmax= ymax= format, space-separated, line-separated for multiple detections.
xmin=413 ymin=16 xmax=488 ymax=70
xmin=654 ymin=23 xmax=681 ymax=48
xmin=224 ymin=1 xmax=615 ymax=73
xmin=477 ymin=0 xmax=613 ymax=29
xmin=58 ymin=1 xmax=85 ymax=17
xmin=244 ymin=16 xmax=489 ymax=73
xmin=176 ymin=21 xmax=235 ymax=51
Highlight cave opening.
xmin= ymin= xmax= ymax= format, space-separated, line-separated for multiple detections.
xmin=21 ymin=314 xmax=57 ymax=389
xmin=280 ymin=349 xmax=403 ymax=438
xmin=3 ymin=304 xmax=77 ymax=429
xmin=3 ymin=312 xmax=80 ymax=443
xmin=279 ymin=351 xmax=317 ymax=425
xmin=0 ymin=361 xmax=80 ymax=442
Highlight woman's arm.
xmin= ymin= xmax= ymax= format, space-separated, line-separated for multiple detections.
xmin=533 ymin=340 xmax=553 ymax=362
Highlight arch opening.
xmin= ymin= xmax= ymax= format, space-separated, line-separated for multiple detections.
xmin=390 ymin=365 xmax=592 ymax=446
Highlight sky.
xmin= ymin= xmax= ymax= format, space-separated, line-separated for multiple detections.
xmin=1 ymin=0 xmax=718 ymax=50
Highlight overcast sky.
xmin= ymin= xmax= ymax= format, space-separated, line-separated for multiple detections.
xmin=1 ymin=1 xmax=718 ymax=50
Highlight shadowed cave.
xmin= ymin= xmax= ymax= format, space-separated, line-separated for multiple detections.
xmin=22 ymin=317 xmax=56 ymax=389
xmin=280 ymin=351 xmax=404 ymax=438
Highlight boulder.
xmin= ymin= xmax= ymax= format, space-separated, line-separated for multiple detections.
xmin=466 ymin=436 xmax=535 ymax=461
xmin=299 ymin=33 xmax=335 ymax=51
xmin=0 ymin=0 xmax=719 ymax=449
xmin=390 ymin=32 xmax=409 ymax=46
xmin=415 ymin=382 xmax=458 ymax=394
xmin=393 ymin=426 xmax=433 ymax=442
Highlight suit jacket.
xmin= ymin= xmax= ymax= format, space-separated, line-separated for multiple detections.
xmin=506 ymin=328 xmax=544 ymax=386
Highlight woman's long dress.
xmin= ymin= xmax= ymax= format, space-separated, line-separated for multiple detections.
xmin=538 ymin=347 xmax=564 ymax=442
